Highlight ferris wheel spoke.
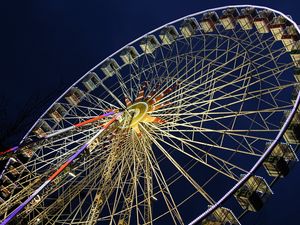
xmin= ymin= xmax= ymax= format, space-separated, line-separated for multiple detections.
xmin=100 ymin=147 xmax=148 ymax=224
xmin=98 ymin=80 xmax=127 ymax=109
xmin=238 ymin=27 xmax=275 ymax=51
xmin=144 ymin=37 xmax=236 ymax=100
xmin=29 ymin=118 xmax=118 ymax=173
xmin=24 ymin=147 xmax=114 ymax=224
xmin=106 ymin=166 xmax=136 ymax=223
xmin=106 ymin=160 xmax=135 ymax=224
xmin=151 ymin=41 xmax=247 ymax=104
xmin=155 ymin=106 xmax=291 ymax=121
xmin=0 ymin=111 xmax=114 ymax=161
xmin=141 ymin=144 xmax=185 ymax=224
xmin=115 ymin=128 xmax=184 ymax=225
xmin=158 ymin=104 xmax=290 ymax=130
xmin=206 ymin=87 xmax=293 ymax=117
xmin=27 ymin=155 xmax=105 ymax=224
xmin=147 ymin=45 xmax=231 ymax=97
xmin=90 ymin=146 xmax=134 ymax=224
xmin=65 ymin=179 xmax=101 ymax=223
xmin=141 ymin=125 xmax=215 ymax=206
xmin=46 ymin=144 xmax=128 ymax=224
xmin=149 ymin=35 xmax=251 ymax=104
xmin=178 ymin=44 xmax=289 ymax=105
xmin=146 ymin=123 xmax=243 ymax=181
xmin=156 ymin=47 xmax=291 ymax=110
xmin=141 ymin=140 xmax=154 ymax=225
xmin=156 ymin=43 xmax=182 ymax=87
xmin=158 ymin=134 xmax=242 ymax=181
xmin=157 ymin=65 xmax=248 ymax=108
xmin=132 ymin=140 xmax=145 ymax=225
xmin=200 ymin=83 xmax=293 ymax=115
xmin=26 ymin=130 xmax=97 ymax=174
xmin=154 ymin=29 xmax=273 ymax=104
xmin=99 ymin=134 xmax=152 ymax=223
xmin=155 ymin=121 xmax=252 ymax=175
xmin=161 ymin=106 xmax=278 ymax=152
xmin=155 ymin=76 xmax=294 ymax=125
xmin=181 ymin=126 xmax=275 ymax=144
xmin=129 ymin=133 xmax=154 ymax=225
xmin=82 ymin=93 xmax=119 ymax=111
xmin=54 ymin=172 xmax=108 ymax=223
xmin=2 ymin=115 xmax=120 ymax=225
xmin=83 ymin=131 xmax=134 ymax=223
xmin=71 ymin=156 xmax=118 ymax=224
xmin=128 ymin=57 xmax=145 ymax=100
xmin=115 ymin=71 xmax=132 ymax=101
xmin=158 ymin=120 xmax=272 ymax=154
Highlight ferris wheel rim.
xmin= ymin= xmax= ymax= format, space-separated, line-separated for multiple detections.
xmin=9 ymin=4 xmax=300 ymax=225
xmin=21 ymin=4 xmax=298 ymax=142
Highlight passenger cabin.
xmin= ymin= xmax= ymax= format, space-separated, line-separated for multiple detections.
xmin=0 ymin=175 xmax=13 ymax=188
xmin=7 ymin=165 xmax=20 ymax=177
xmin=281 ymin=25 xmax=299 ymax=52
xmin=0 ymin=176 xmax=17 ymax=200
xmin=0 ymin=185 xmax=11 ymax=199
xmin=101 ymin=59 xmax=120 ymax=77
xmin=281 ymin=34 xmax=299 ymax=52
xmin=254 ymin=10 xmax=274 ymax=33
xmin=283 ymin=110 xmax=300 ymax=144
xmin=237 ymin=8 xmax=258 ymax=30
xmin=120 ymin=46 xmax=139 ymax=64
xmin=200 ymin=11 xmax=219 ymax=33
xmin=234 ymin=175 xmax=272 ymax=212
xmin=286 ymin=25 xmax=299 ymax=36
xmin=294 ymin=68 xmax=300 ymax=82
xmin=180 ymin=18 xmax=199 ymax=38
xmin=285 ymin=109 xmax=300 ymax=125
xmin=18 ymin=147 xmax=34 ymax=163
xmin=65 ymin=87 xmax=84 ymax=105
xmin=33 ymin=120 xmax=52 ymax=138
xmin=290 ymin=49 xmax=300 ymax=67
xmin=202 ymin=207 xmax=240 ymax=225
xmin=263 ymin=143 xmax=297 ymax=177
xmin=269 ymin=16 xmax=288 ymax=40
xmin=159 ymin=26 xmax=179 ymax=45
xmin=219 ymin=8 xmax=239 ymax=30
xmin=270 ymin=143 xmax=298 ymax=161
xmin=8 ymin=164 xmax=20 ymax=178
xmin=140 ymin=35 xmax=160 ymax=54
xmin=7 ymin=158 xmax=25 ymax=180
xmin=284 ymin=123 xmax=300 ymax=144
xmin=49 ymin=103 xmax=67 ymax=123
xmin=82 ymin=72 xmax=101 ymax=91
xmin=291 ymin=86 xmax=299 ymax=105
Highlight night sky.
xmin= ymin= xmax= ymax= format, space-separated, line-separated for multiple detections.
xmin=1 ymin=0 xmax=300 ymax=224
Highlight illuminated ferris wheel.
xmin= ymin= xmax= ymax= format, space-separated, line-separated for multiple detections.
xmin=1 ymin=4 xmax=300 ymax=225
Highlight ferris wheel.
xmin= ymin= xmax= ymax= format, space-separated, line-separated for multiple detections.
xmin=1 ymin=4 xmax=300 ymax=225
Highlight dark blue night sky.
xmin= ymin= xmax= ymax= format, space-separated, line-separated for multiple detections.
xmin=1 ymin=0 xmax=300 ymax=224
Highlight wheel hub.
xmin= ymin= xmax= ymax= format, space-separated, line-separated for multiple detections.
xmin=126 ymin=101 xmax=149 ymax=127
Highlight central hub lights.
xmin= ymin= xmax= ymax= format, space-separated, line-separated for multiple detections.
xmin=120 ymin=101 xmax=164 ymax=134
xmin=121 ymin=82 xmax=176 ymax=134
xmin=127 ymin=102 xmax=149 ymax=127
